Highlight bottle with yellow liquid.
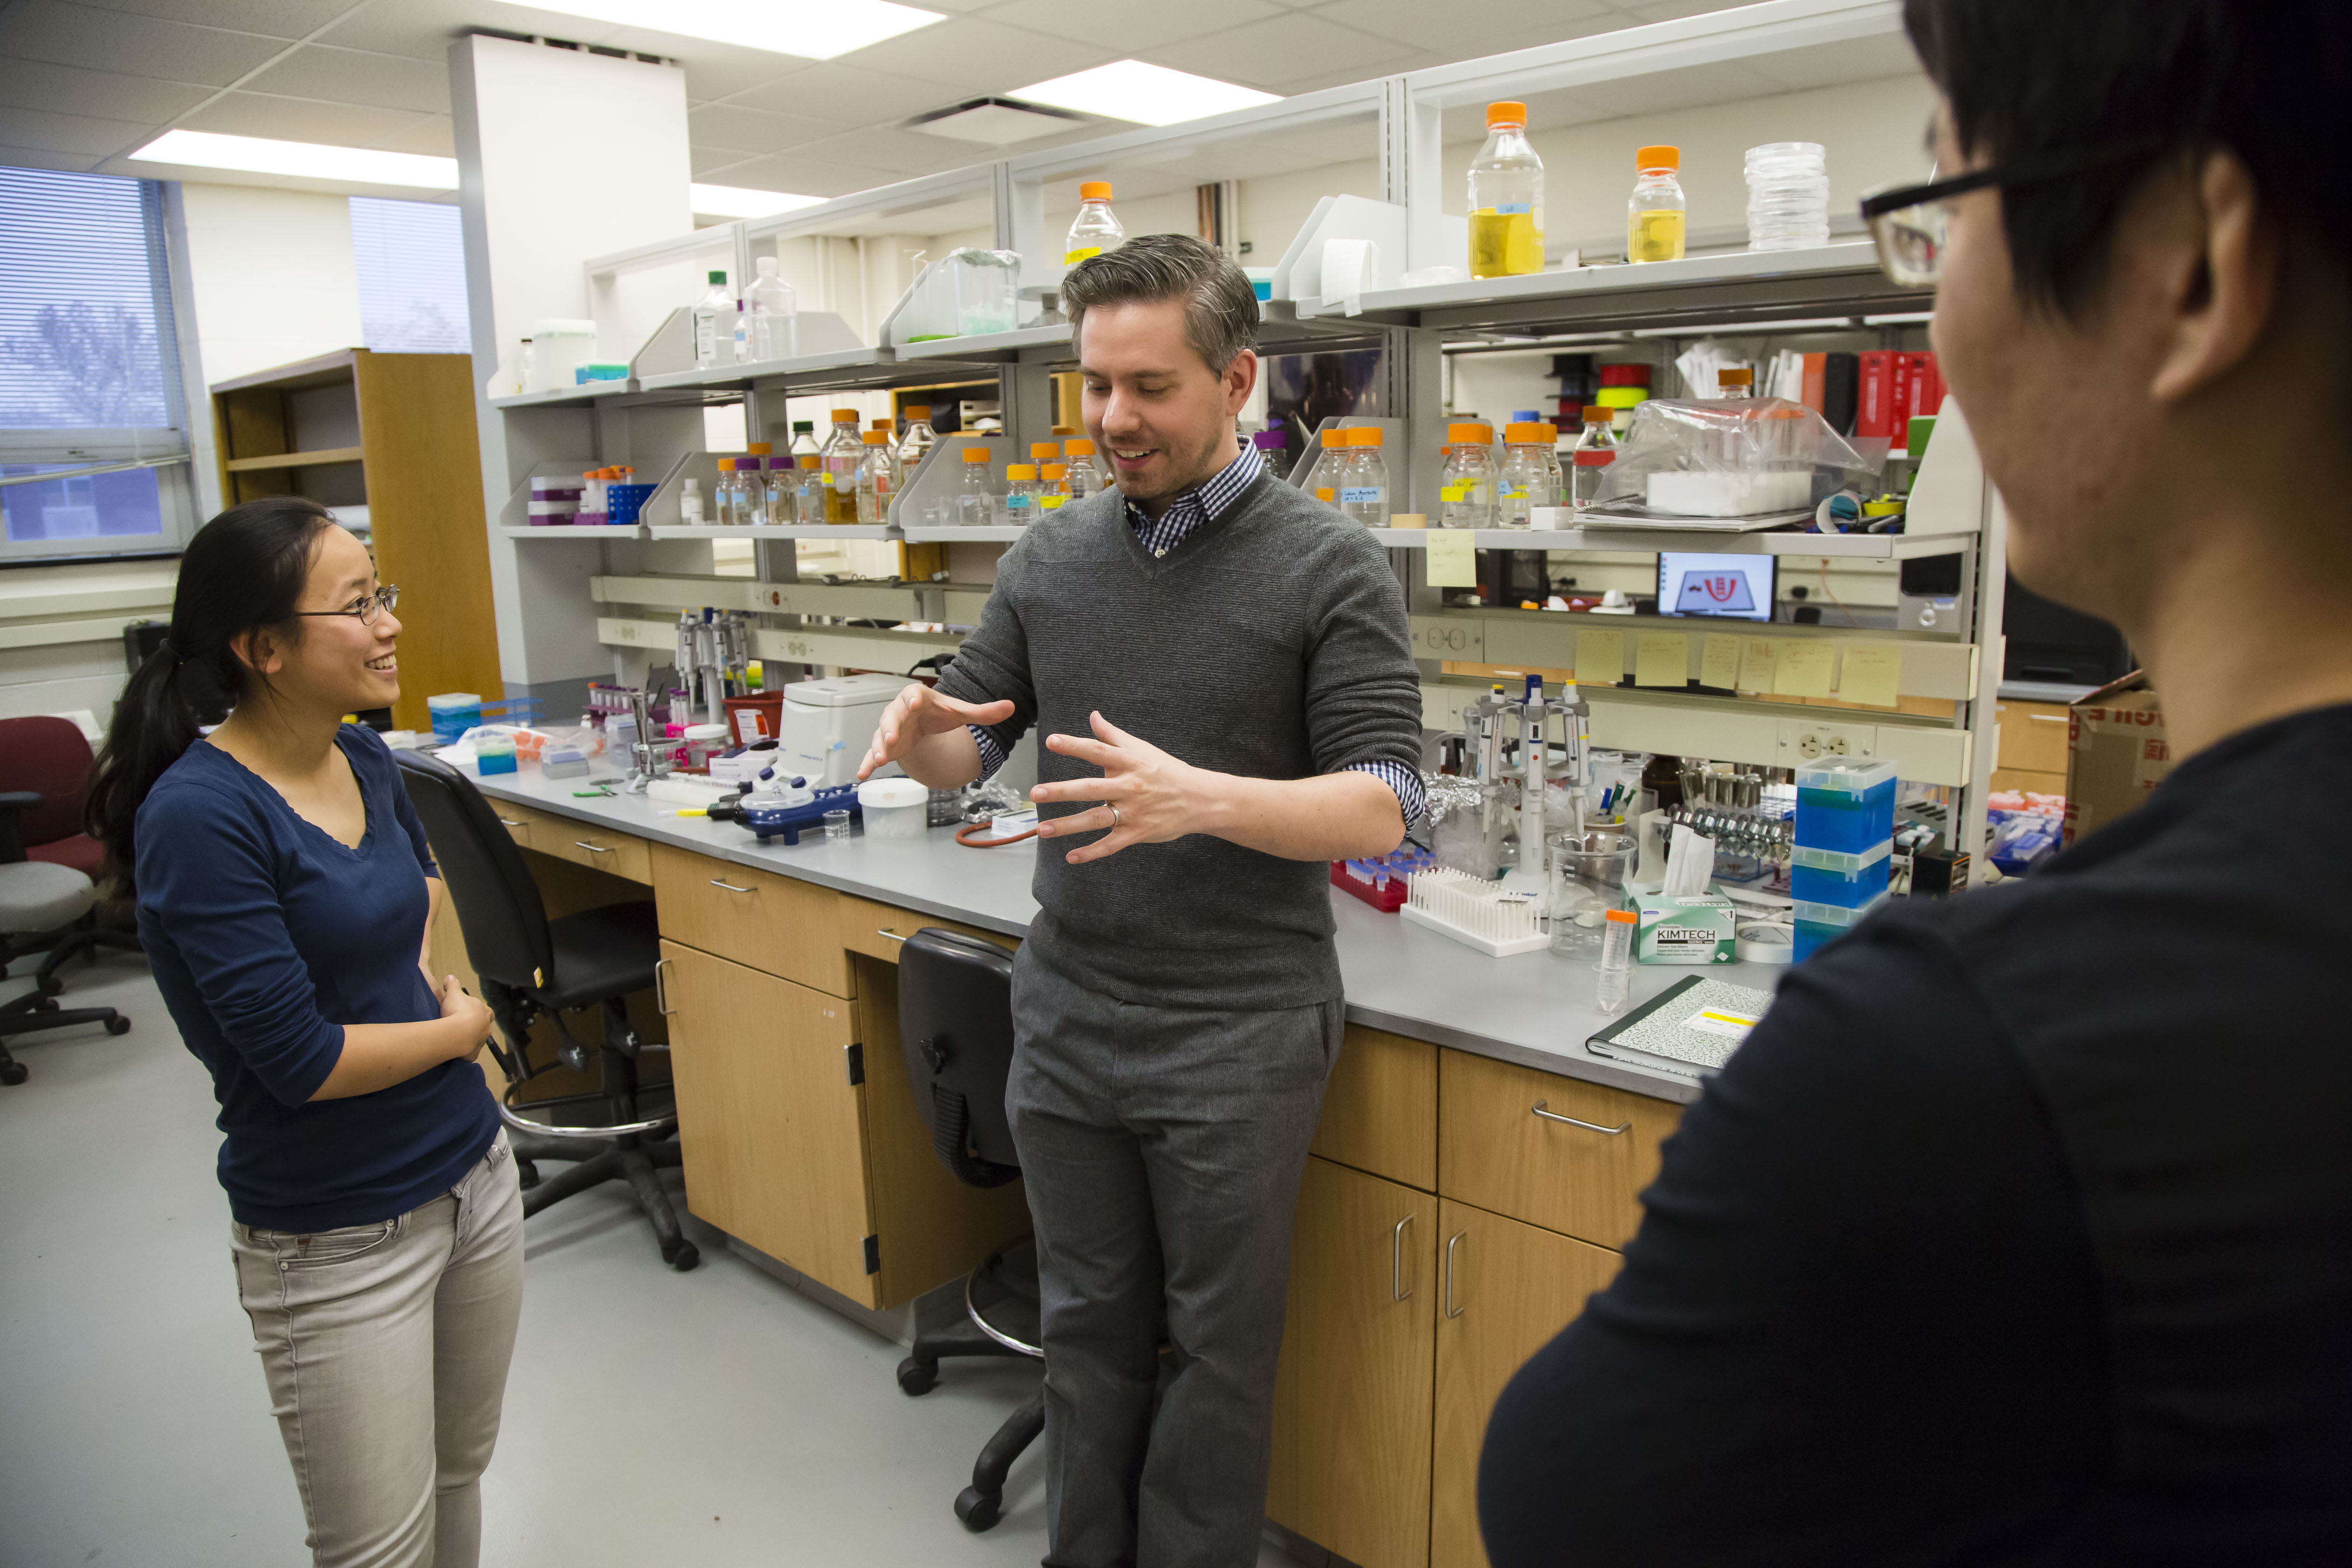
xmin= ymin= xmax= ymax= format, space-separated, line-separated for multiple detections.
xmin=1469 ymin=102 xmax=1544 ymax=279
xmin=1065 ymin=182 xmax=1124 ymax=267
xmin=1627 ymin=145 xmax=1686 ymax=264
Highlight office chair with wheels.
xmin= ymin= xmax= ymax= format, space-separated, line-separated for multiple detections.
xmin=893 ymin=927 xmax=1042 ymax=1532
xmin=0 ymin=716 xmax=143 ymax=993
xmin=0 ymin=790 xmax=129 ymax=1087
xmin=393 ymin=750 xmax=698 ymax=1271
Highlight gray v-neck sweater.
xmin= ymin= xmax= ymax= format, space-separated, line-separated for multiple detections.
xmin=937 ymin=474 xmax=1423 ymax=1011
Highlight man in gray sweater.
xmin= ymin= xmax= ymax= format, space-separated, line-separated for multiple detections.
xmin=859 ymin=234 xmax=1424 ymax=1566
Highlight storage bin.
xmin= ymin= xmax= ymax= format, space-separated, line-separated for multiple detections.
xmin=1792 ymin=890 xmax=1888 ymax=961
xmin=857 ymin=777 xmax=930 ymax=838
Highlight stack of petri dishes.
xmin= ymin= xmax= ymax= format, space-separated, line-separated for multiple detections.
xmin=1745 ymin=142 xmax=1831 ymax=251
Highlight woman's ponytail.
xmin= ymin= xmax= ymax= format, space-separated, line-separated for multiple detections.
xmin=85 ymin=497 xmax=334 ymax=897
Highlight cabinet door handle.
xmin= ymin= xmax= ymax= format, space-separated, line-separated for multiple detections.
xmin=1444 ymin=1230 xmax=1466 ymax=1319
xmin=1391 ymin=1214 xmax=1415 ymax=1302
xmin=2027 ymin=713 xmax=2068 ymax=724
xmin=1531 ymin=1100 xmax=1630 ymax=1136
xmin=653 ymin=957 xmax=674 ymax=1016
xmin=496 ymin=817 xmax=526 ymax=828
xmin=709 ymin=878 xmax=756 ymax=893
xmin=874 ymin=928 xmax=906 ymax=942
xmin=574 ymin=839 xmax=613 ymax=854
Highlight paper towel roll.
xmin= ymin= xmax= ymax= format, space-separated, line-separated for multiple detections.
xmin=1320 ymin=237 xmax=1381 ymax=317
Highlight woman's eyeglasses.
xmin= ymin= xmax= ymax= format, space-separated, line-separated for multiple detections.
xmin=1860 ymin=140 xmax=2167 ymax=288
xmin=294 ymin=584 xmax=400 ymax=626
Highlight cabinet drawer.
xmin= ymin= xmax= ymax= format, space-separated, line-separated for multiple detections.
xmin=838 ymin=892 xmax=1018 ymax=968
xmin=1314 ymin=1026 xmax=1438 ymax=1193
xmin=482 ymin=801 xmax=653 ymax=883
xmin=651 ymin=842 xmax=852 ymax=997
xmin=1438 ymin=1049 xmax=1682 ymax=1249
xmin=1996 ymin=701 xmax=2071 ymax=776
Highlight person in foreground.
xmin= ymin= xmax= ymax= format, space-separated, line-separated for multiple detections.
xmin=89 ymin=500 xmax=520 ymax=1568
xmin=859 ymin=234 xmax=1423 ymax=1566
xmin=1479 ymin=2 xmax=2352 ymax=1561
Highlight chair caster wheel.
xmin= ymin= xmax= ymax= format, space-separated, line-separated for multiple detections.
xmin=37 ymin=975 xmax=64 ymax=997
xmin=896 ymin=1357 xmax=939 ymax=1396
xmin=105 ymin=1016 xmax=131 ymax=1035
xmin=663 ymin=1240 xmax=701 ymax=1271
xmin=955 ymin=1486 xmax=1002 ymax=1532
xmin=514 ymin=1159 xmax=540 ymax=1189
xmin=0 ymin=1061 xmax=26 ymax=1086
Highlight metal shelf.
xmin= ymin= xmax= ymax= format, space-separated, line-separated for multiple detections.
xmin=894 ymin=325 xmax=1071 ymax=363
xmin=1368 ymin=526 xmax=1971 ymax=559
xmin=500 ymin=525 xmax=645 ymax=539
xmin=900 ymin=525 xmax=1028 ymax=542
xmin=644 ymin=524 xmax=899 ymax=540
xmin=488 ymin=382 xmax=635 ymax=410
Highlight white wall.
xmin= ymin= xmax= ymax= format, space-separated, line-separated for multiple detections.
xmin=0 ymin=561 xmax=178 ymax=729
xmin=177 ymin=183 xmax=366 ymax=386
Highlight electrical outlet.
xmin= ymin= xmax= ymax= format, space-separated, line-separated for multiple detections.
xmin=1776 ymin=718 xmax=1877 ymax=762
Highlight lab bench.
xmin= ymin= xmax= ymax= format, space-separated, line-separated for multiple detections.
xmin=441 ymin=757 xmax=1762 ymax=1568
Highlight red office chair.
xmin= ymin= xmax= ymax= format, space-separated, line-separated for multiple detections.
xmin=0 ymin=716 xmax=143 ymax=993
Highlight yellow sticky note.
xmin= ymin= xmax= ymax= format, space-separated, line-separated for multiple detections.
xmin=1737 ymin=635 xmax=1777 ymax=691
xmin=1700 ymin=633 xmax=1744 ymax=690
xmin=1425 ymin=531 xmax=1476 ymax=587
xmin=1634 ymin=632 xmax=1690 ymax=689
xmin=1774 ymin=639 xmax=1837 ymax=698
xmin=1574 ymin=628 xmax=1625 ymax=685
xmin=1838 ymin=643 xmax=1903 ymax=708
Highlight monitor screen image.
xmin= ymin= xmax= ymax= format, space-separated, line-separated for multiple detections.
xmin=1658 ymin=552 xmax=1777 ymax=622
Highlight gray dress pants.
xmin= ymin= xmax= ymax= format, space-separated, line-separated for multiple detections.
xmin=1007 ymin=946 xmax=1341 ymax=1568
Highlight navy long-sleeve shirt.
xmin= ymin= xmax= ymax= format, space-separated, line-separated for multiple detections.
xmin=136 ymin=724 xmax=496 ymax=1232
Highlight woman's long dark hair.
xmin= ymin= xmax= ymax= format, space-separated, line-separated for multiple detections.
xmin=86 ymin=498 xmax=335 ymax=896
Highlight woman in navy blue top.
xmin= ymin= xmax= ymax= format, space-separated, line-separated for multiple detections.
xmin=90 ymin=499 xmax=522 ymax=1568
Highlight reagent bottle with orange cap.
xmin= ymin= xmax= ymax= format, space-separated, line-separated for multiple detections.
xmin=1628 ymin=145 xmax=1687 ymax=263
xmin=1471 ymin=102 xmax=1545 ymax=278
xmin=1065 ymin=183 xmax=1124 ymax=266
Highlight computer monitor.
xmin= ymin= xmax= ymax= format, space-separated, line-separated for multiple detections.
xmin=1657 ymin=552 xmax=1777 ymax=622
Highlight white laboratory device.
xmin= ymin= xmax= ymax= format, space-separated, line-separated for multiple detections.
xmin=776 ymin=673 xmax=907 ymax=788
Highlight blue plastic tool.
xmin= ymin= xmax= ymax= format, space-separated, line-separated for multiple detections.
xmin=736 ymin=783 xmax=863 ymax=845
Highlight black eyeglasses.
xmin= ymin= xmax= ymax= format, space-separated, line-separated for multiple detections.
xmin=1859 ymin=139 xmax=2168 ymax=287
xmin=294 ymin=584 xmax=400 ymax=626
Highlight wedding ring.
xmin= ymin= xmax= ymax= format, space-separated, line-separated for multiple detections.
xmin=1109 ymin=804 xmax=1124 ymax=829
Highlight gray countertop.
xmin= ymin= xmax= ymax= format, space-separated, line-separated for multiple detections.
xmin=473 ymin=762 xmax=1787 ymax=1105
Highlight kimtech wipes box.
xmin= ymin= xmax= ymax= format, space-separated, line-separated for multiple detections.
xmin=1634 ymin=892 xmax=1737 ymax=964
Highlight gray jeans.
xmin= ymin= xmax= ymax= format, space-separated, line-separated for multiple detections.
xmin=228 ymin=1130 xmax=526 ymax=1568
xmin=1008 ymin=948 xmax=1341 ymax=1568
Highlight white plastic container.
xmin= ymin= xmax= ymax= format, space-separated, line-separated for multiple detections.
xmin=692 ymin=270 xmax=736 ymax=367
xmin=857 ymin=776 xmax=930 ymax=838
xmin=529 ymin=320 xmax=596 ymax=393
xmin=1746 ymin=142 xmax=1830 ymax=252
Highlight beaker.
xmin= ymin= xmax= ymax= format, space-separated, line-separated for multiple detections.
xmin=1547 ymin=829 xmax=1635 ymax=952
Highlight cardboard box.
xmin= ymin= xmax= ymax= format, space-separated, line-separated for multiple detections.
xmin=1634 ymin=891 xmax=1737 ymax=965
xmin=2062 ymin=672 xmax=2173 ymax=846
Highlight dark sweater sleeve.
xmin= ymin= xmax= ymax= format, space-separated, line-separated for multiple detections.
xmin=1477 ymin=917 xmax=2112 ymax=1566
xmin=137 ymin=783 xmax=346 ymax=1108
xmin=934 ymin=536 xmax=1037 ymax=760
xmin=1302 ymin=536 xmax=1423 ymax=778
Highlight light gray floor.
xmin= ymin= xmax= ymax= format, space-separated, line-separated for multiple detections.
xmin=0 ymin=955 xmax=1313 ymax=1568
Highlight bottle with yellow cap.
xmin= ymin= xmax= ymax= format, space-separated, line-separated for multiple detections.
xmin=898 ymin=404 xmax=936 ymax=471
xmin=1496 ymin=422 xmax=1555 ymax=528
xmin=1340 ymin=427 xmax=1389 ymax=528
xmin=856 ymin=430 xmax=896 ymax=524
xmin=1003 ymin=463 xmax=1042 ymax=526
xmin=954 ymin=446 xmax=996 ymax=526
xmin=794 ymin=453 xmax=825 ymax=522
xmin=1039 ymin=463 xmax=1070 ymax=511
xmin=1628 ymin=145 xmax=1686 ymax=263
xmin=821 ymin=407 xmax=863 ymax=523
xmin=1439 ymin=422 xmax=1497 ymax=528
xmin=1062 ymin=437 xmax=1105 ymax=499
xmin=1470 ymin=102 xmax=1545 ymax=279
xmin=1065 ymin=182 xmax=1124 ymax=267
xmin=1030 ymin=439 xmax=1061 ymax=478
xmin=871 ymin=418 xmax=905 ymax=492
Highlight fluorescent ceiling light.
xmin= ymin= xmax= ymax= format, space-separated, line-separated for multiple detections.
xmin=128 ymin=130 xmax=457 ymax=190
xmin=509 ymin=0 xmax=943 ymax=61
xmin=905 ymin=97 xmax=1084 ymax=146
xmin=691 ymin=183 xmax=826 ymax=218
xmin=1010 ymin=61 xmax=1278 ymax=128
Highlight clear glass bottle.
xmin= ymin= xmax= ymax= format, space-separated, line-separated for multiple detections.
xmin=1041 ymin=461 xmax=1069 ymax=500
xmin=711 ymin=458 xmax=738 ymax=526
xmin=795 ymin=453 xmax=826 ymax=522
xmin=765 ymin=456 xmax=795 ymax=524
xmin=789 ymin=420 xmax=821 ymax=464
xmin=1029 ymin=440 xmax=1060 ymax=480
xmin=1065 ymin=181 xmax=1123 ymax=265
xmin=1062 ymin=437 xmax=1104 ymax=498
xmin=954 ymin=446 xmax=997 ymax=526
xmin=1312 ymin=425 xmax=1350 ymax=495
xmin=1003 ymin=463 xmax=1042 ymax=526
xmin=869 ymin=419 xmax=905 ymax=494
xmin=1439 ymin=422 xmax=1497 ymax=529
xmin=729 ymin=289 xmax=752 ymax=363
xmin=1716 ymin=367 xmax=1754 ymax=400
xmin=1627 ymin=145 xmax=1686 ymax=264
xmin=1538 ymin=422 xmax=1566 ymax=511
xmin=1341 ymin=426 xmax=1389 ymax=527
xmin=1469 ymin=101 xmax=1545 ymax=280
xmin=821 ymin=408 xmax=863 ymax=523
xmin=693 ymin=269 xmax=734 ymax=367
xmin=1497 ymin=422 xmax=1553 ymax=528
xmin=1571 ymin=405 xmax=1619 ymax=512
xmin=898 ymin=404 xmax=936 ymax=472
xmin=1250 ymin=429 xmax=1290 ymax=483
xmin=745 ymin=255 xmax=797 ymax=360
xmin=735 ymin=453 xmax=767 ymax=524
xmin=855 ymin=431 xmax=895 ymax=524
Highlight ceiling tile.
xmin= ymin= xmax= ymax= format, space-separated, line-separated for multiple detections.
xmin=1621 ymin=0 xmax=1749 ymax=19
xmin=1144 ymin=12 xmax=1407 ymax=90
xmin=72 ymin=0 xmax=358 ymax=40
xmin=0 ymin=1 xmax=290 ymax=86
xmin=180 ymin=90 xmax=432 ymax=145
xmin=727 ymin=62 xmax=964 ymax=126
xmin=369 ymin=114 xmax=455 ymax=156
xmin=983 ymin=0 xmax=1286 ymax=54
xmin=307 ymin=0 xmax=477 ymax=61
xmin=778 ymin=125 xmax=975 ymax=178
xmin=1312 ymin=0 xmax=1615 ymax=53
xmin=240 ymin=44 xmax=452 ymax=114
xmin=0 ymin=57 xmax=213 ymax=122
xmin=0 ymin=139 xmax=105 ymax=171
xmin=1250 ymin=52 xmax=1420 ymax=95
xmin=0 ymin=103 xmax=155 ymax=157
xmin=690 ymin=149 xmax=903 ymax=198
xmin=689 ymin=102 xmax=845 ymax=155
xmin=828 ymin=16 xmax=1118 ymax=93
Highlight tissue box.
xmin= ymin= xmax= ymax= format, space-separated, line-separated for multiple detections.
xmin=1634 ymin=891 xmax=1737 ymax=964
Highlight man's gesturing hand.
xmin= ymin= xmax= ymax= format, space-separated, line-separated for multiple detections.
xmin=1033 ymin=711 xmax=1210 ymax=864
xmin=857 ymin=682 xmax=1014 ymax=782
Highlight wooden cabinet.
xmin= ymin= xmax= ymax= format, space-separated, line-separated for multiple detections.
xmin=652 ymin=842 xmax=855 ymax=998
xmin=1438 ymin=1049 xmax=1682 ymax=1250
xmin=1430 ymin=1200 xmax=1624 ymax=1568
xmin=1994 ymin=699 xmax=2071 ymax=796
xmin=659 ymin=939 xmax=877 ymax=1303
xmin=836 ymin=891 xmax=1016 ymax=967
xmin=489 ymin=800 xmax=653 ymax=882
xmin=1269 ymin=1157 xmax=1439 ymax=1568
xmin=1314 ymin=1026 xmax=1438 ymax=1193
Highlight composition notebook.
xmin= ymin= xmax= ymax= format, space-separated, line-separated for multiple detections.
xmin=1586 ymin=975 xmax=1776 ymax=1079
